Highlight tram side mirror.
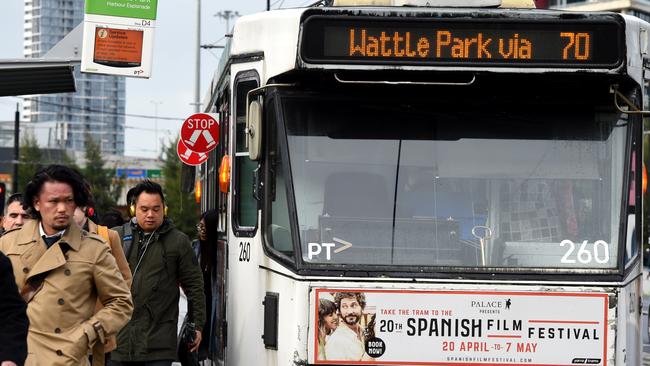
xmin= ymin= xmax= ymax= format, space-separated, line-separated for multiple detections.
xmin=247 ymin=100 xmax=263 ymax=161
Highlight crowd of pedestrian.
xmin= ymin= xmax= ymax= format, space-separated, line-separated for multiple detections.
xmin=0 ymin=164 xmax=216 ymax=366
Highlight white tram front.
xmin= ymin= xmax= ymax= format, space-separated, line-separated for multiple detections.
xmin=197 ymin=1 xmax=650 ymax=365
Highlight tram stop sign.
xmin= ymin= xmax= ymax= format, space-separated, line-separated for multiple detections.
xmin=181 ymin=113 xmax=219 ymax=154
xmin=177 ymin=139 xmax=209 ymax=166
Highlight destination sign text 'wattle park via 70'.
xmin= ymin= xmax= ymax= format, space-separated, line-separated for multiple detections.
xmin=300 ymin=17 xmax=623 ymax=68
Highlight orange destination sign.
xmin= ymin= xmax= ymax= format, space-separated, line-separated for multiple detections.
xmin=93 ymin=27 xmax=144 ymax=67
xmin=300 ymin=16 xmax=622 ymax=68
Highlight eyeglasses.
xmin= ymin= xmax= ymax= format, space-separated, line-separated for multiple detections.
xmin=196 ymin=224 xmax=205 ymax=231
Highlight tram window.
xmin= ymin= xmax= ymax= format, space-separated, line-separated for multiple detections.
xmin=625 ymin=141 xmax=640 ymax=264
xmin=234 ymin=76 xmax=259 ymax=232
xmin=278 ymin=81 xmax=628 ymax=269
xmin=268 ymin=115 xmax=294 ymax=257
xmin=236 ymin=158 xmax=258 ymax=227
xmin=216 ymin=92 xmax=230 ymax=235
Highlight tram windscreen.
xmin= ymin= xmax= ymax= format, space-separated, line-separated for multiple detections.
xmin=274 ymin=79 xmax=629 ymax=269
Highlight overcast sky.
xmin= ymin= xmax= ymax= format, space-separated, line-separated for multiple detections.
xmin=0 ymin=0 xmax=311 ymax=159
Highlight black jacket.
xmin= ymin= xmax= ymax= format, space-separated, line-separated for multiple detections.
xmin=112 ymin=219 xmax=205 ymax=362
xmin=0 ymin=251 xmax=28 ymax=365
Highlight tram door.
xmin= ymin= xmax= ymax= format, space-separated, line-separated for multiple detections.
xmin=221 ymin=68 xmax=261 ymax=365
xmin=213 ymin=88 xmax=230 ymax=365
xmin=210 ymin=79 xmax=230 ymax=364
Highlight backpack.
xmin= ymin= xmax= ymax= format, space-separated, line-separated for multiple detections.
xmin=97 ymin=224 xmax=111 ymax=245
xmin=120 ymin=222 xmax=134 ymax=258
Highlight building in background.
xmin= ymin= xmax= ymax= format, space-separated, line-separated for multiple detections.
xmin=70 ymin=150 xmax=164 ymax=205
xmin=22 ymin=0 xmax=125 ymax=155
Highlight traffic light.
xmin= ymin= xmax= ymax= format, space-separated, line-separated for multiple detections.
xmin=0 ymin=182 xmax=6 ymax=214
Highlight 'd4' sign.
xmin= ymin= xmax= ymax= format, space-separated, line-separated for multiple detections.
xmin=181 ymin=113 xmax=219 ymax=154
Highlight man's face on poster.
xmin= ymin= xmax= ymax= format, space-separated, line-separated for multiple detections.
xmin=339 ymin=296 xmax=362 ymax=326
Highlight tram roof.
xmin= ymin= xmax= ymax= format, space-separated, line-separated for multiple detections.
xmin=210 ymin=6 xmax=650 ymax=91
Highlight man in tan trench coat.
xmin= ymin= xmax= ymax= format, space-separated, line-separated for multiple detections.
xmin=74 ymin=205 xmax=132 ymax=354
xmin=0 ymin=165 xmax=133 ymax=366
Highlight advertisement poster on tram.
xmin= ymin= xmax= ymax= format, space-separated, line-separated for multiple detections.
xmin=312 ymin=289 xmax=607 ymax=365
xmin=81 ymin=0 xmax=157 ymax=78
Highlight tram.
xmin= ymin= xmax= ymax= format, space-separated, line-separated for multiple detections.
xmin=196 ymin=0 xmax=649 ymax=364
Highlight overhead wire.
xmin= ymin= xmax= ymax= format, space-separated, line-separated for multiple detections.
xmin=9 ymin=96 xmax=185 ymax=121
xmin=0 ymin=96 xmax=180 ymax=141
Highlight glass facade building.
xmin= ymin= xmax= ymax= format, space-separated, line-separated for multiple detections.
xmin=23 ymin=0 xmax=125 ymax=155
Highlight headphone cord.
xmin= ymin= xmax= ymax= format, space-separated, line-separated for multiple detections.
xmin=132 ymin=226 xmax=158 ymax=277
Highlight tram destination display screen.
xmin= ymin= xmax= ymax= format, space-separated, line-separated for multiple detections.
xmin=300 ymin=16 xmax=623 ymax=68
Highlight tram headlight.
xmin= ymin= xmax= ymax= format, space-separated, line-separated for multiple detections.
xmin=219 ymin=155 xmax=231 ymax=193
xmin=195 ymin=180 xmax=202 ymax=203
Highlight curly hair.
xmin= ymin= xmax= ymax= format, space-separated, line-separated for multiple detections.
xmin=23 ymin=165 xmax=89 ymax=219
xmin=334 ymin=292 xmax=366 ymax=310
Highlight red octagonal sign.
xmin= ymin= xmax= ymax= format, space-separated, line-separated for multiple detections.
xmin=177 ymin=139 xmax=208 ymax=166
xmin=181 ymin=113 xmax=219 ymax=154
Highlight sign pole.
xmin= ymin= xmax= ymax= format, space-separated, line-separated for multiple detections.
xmin=13 ymin=103 xmax=19 ymax=194
xmin=195 ymin=0 xmax=201 ymax=113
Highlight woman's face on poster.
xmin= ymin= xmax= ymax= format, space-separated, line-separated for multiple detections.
xmin=324 ymin=312 xmax=339 ymax=332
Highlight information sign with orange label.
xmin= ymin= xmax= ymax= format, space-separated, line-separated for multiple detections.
xmin=93 ymin=27 xmax=144 ymax=67
xmin=81 ymin=0 xmax=157 ymax=78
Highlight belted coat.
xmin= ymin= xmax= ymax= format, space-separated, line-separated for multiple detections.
xmin=87 ymin=219 xmax=133 ymax=352
xmin=0 ymin=219 xmax=133 ymax=366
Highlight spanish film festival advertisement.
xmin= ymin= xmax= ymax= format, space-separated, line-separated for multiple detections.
xmin=313 ymin=289 xmax=607 ymax=365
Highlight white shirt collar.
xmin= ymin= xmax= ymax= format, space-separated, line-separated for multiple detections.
xmin=39 ymin=223 xmax=66 ymax=238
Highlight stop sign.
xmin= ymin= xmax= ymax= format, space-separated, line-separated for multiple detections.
xmin=177 ymin=139 xmax=208 ymax=166
xmin=181 ymin=113 xmax=219 ymax=154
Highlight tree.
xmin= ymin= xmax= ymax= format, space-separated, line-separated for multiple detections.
xmin=161 ymin=136 xmax=199 ymax=237
xmin=18 ymin=132 xmax=43 ymax=193
xmin=83 ymin=133 xmax=123 ymax=215
xmin=17 ymin=132 xmax=77 ymax=194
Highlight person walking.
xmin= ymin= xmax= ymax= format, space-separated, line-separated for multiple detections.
xmin=74 ymin=205 xmax=133 ymax=358
xmin=111 ymin=180 xmax=205 ymax=366
xmin=0 ymin=164 xmax=133 ymax=366
xmin=179 ymin=209 xmax=219 ymax=364
xmin=0 ymin=251 xmax=29 ymax=366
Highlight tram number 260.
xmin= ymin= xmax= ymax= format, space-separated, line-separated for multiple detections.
xmin=239 ymin=242 xmax=251 ymax=262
